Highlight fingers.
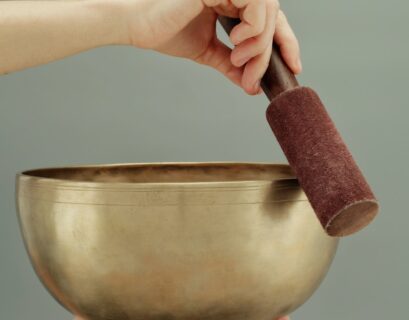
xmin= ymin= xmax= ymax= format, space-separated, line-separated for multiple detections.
xmin=233 ymin=5 xmax=301 ymax=94
xmin=240 ymin=34 xmax=272 ymax=93
xmin=229 ymin=0 xmax=266 ymax=45
xmin=230 ymin=4 xmax=275 ymax=67
xmin=274 ymin=10 xmax=302 ymax=74
xmin=229 ymin=0 xmax=280 ymax=95
xmin=232 ymin=0 xmax=278 ymax=94
xmin=204 ymin=0 xmax=301 ymax=95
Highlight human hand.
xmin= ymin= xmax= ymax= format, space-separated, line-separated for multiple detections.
xmin=120 ymin=0 xmax=301 ymax=95
xmin=0 ymin=0 xmax=300 ymax=91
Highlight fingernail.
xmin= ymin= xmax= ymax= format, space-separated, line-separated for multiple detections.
xmin=235 ymin=56 xmax=249 ymax=67
xmin=253 ymin=80 xmax=261 ymax=93
xmin=230 ymin=35 xmax=241 ymax=45
xmin=297 ymin=58 xmax=303 ymax=73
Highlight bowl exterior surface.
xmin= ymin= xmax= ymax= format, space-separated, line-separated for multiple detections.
xmin=16 ymin=163 xmax=338 ymax=320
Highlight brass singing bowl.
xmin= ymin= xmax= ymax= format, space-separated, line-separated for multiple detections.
xmin=16 ymin=162 xmax=338 ymax=320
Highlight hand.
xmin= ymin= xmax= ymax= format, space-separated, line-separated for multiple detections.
xmin=0 ymin=0 xmax=300 ymax=95
xmin=122 ymin=0 xmax=301 ymax=95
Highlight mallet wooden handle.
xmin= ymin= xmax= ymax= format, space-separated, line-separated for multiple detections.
xmin=218 ymin=16 xmax=298 ymax=100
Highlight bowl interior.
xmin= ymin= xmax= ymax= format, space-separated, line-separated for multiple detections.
xmin=21 ymin=162 xmax=295 ymax=184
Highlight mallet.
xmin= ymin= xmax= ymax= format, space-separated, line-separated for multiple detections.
xmin=219 ymin=16 xmax=379 ymax=237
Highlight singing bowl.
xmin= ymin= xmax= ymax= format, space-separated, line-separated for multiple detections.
xmin=16 ymin=162 xmax=338 ymax=320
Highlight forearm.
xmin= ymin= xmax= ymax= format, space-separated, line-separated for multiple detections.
xmin=0 ymin=0 xmax=128 ymax=75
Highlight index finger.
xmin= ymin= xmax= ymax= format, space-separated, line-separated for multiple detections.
xmin=230 ymin=0 xmax=267 ymax=44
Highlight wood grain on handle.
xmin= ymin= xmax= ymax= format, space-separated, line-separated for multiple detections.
xmin=218 ymin=16 xmax=299 ymax=101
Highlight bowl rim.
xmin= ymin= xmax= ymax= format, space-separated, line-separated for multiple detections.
xmin=17 ymin=162 xmax=298 ymax=191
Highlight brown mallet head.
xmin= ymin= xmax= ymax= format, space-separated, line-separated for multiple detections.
xmin=266 ymin=86 xmax=379 ymax=236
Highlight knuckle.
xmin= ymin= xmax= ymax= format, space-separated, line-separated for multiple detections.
xmin=277 ymin=10 xmax=287 ymax=24
xmin=281 ymin=34 xmax=295 ymax=45
xmin=268 ymin=0 xmax=280 ymax=11
xmin=221 ymin=0 xmax=230 ymax=7
xmin=253 ymin=37 xmax=268 ymax=53
xmin=203 ymin=0 xmax=220 ymax=7
xmin=253 ymin=21 xmax=264 ymax=34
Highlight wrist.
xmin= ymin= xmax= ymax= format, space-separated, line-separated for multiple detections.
xmin=83 ymin=0 xmax=131 ymax=46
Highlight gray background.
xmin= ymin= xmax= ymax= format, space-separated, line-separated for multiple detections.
xmin=1 ymin=0 xmax=407 ymax=319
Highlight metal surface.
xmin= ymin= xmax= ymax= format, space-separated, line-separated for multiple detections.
xmin=16 ymin=162 xmax=338 ymax=320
